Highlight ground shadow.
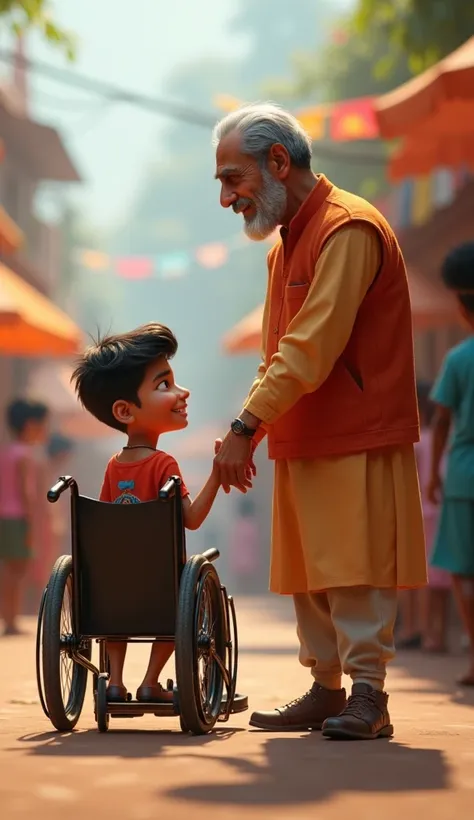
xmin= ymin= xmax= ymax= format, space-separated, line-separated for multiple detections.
xmin=12 ymin=725 xmax=246 ymax=760
xmin=395 ymin=649 xmax=474 ymax=705
xmin=164 ymin=734 xmax=449 ymax=806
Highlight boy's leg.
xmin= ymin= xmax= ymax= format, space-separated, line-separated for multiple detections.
xmin=137 ymin=642 xmax=175 ymax=701
xmin=452 ymin=575 xmax=474 ymax=683
xmin=106 ymin=641 xmax=127 ymax=690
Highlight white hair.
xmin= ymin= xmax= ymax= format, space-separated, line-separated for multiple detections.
xmin=212 ymin=102 xmax=312 ymax=169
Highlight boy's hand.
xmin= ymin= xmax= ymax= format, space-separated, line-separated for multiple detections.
xmin=427 ymin=474 xmax=442 ymax=505
xmin=214 ymin=437 xmax=256 ymax=493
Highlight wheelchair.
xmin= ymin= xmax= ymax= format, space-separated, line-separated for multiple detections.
xmin=36 ymin=474 xmax=248 ymax=735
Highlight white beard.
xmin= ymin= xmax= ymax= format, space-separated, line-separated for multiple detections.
xmin=243 ymin=169 xmax=287 ymax=241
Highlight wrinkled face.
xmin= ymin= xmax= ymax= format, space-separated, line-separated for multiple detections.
xmin=113 ymin=356 xmax=190 ymax=435
xmin=215 ymin=131 xmax=287 ymax=241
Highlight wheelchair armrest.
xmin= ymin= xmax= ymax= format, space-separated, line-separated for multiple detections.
xmin=159 ymin=475 xmax=182 ymax=500
xmin=47 ymin=475 xmax=77 ymax=503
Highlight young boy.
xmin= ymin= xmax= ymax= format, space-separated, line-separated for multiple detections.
xmin=428 ymin=242 xmax=474 ymax=685
xmin=72 ymin=322 xmax=244 ymax=703
xmin=0 ymin=399 xmax=49 ymax=635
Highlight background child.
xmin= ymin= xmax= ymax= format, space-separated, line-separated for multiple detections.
xmin=415 ymin=381 xmax=451 ymax=652
xmin=397 ymin=382 xmax=451 ymax=652
xmin=72 ymin=322 xmax=247 ymax=703
xmin=0 ymin=399 xmax=49 ymax=636
xmin=428 ymin=242 xmax=474 ymax=686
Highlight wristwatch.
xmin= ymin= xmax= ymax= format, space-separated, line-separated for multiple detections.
xmin=230 ymin=417 xmax=256 ymax=438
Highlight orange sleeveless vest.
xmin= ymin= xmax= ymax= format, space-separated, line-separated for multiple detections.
xmin=263 ymin=175 xmax=419 ymax=460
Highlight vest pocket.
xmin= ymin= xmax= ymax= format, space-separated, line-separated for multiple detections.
xmin=341 ymin=359 xmax=364 ymax=392
xmin=285 ymin=282 xmax=310 ymax=299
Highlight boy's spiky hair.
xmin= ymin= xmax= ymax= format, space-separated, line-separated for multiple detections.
xmin=71 ymin=323 xmax=178 ymax=433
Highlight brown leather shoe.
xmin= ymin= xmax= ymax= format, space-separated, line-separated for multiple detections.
xmin=321 ymin=682 xmax=393 ymax=740
xmin=249 ymin=682 xmax=347 ymax=731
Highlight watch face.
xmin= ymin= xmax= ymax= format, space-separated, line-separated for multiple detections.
xmin=232 ymin=419 xmax=245 ymax=435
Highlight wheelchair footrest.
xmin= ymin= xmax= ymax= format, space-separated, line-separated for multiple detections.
xmin=220 ymin=693 xmax=248 ymax=715
xmin=108 ymin=701 xmax=176 ymax=718
xmin=106 ymin=693 xmax=248 ymax=719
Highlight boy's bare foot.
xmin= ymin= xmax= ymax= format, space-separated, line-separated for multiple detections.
xmin=136 ymin=683 xmax=173 ymax=703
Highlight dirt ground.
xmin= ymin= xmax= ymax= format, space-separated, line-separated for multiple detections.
xmin=1 ymin=594 xmax=474 ymax=820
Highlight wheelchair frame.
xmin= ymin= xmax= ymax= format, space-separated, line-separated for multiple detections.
xmin=36 ymin=474 xmax=248 ymax=735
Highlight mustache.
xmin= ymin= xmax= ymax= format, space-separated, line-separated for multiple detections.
xmin=232 ymin=197 xmax=254 ymax=214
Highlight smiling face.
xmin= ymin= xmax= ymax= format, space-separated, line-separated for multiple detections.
xmin=112 ymin=356 xmax=189 ymax=437
xmin=215 ymin=130 xmax=288 ymax=240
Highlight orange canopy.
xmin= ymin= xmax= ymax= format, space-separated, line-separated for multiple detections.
xmin=223 ymin=271 xmax=458 ymax=354
xmin=376 ymin=37 xmax=474 ymax=139
xmin=375 ymin=38 xmax=474 ymax=179
xmin=388 ymin=132 xmax=474 ymax=181
xmin=0 ymin=262 xmax=82 ymax=356
xmin=222 ymin=304 xmax=264 ymax=355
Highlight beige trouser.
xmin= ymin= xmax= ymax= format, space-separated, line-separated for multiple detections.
xmin=293 ymin=586 xmax=398 ymax=691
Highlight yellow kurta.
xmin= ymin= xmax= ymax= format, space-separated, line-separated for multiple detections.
xmin=244 ymin=224 xmax=427 ymax=595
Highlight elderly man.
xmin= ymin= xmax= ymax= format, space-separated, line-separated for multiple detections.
xmin=213 ymin=103 xmax=426 ymax=740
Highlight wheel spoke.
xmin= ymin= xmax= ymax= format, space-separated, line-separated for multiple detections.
xmin=59 ymin=576 xmax=75 ymax=712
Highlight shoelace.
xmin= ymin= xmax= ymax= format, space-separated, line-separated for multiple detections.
xmin=343 ymin=690 xmax=380 ymax=719
xmin=282 ymin=690 xmax=313 ymax=710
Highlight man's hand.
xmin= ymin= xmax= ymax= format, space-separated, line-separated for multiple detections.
xmin=214 ymin=430 xmax=254 ymax=494
xmin=427 ymin=474 xmax=442 ymax=505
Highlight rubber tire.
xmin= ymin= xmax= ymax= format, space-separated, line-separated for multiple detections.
xmin=96 ymin=676 xmax=109 ymax=733
xmin=175 ymin=555 xmax=226 ymax=735
xmin=41 ymin=555 xmax=90 ymax=731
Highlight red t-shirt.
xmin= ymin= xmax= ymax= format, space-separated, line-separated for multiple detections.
xmin=99 ymin=451 xmax=189 ymax=504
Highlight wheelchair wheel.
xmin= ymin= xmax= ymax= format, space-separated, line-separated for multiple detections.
xmin=175 ymin=555 xmax=226 ymax=735
xmin=39 ymin=555 xmax=90 ymax=731
xmin=95 ymin=675 xmax=109 ymax=733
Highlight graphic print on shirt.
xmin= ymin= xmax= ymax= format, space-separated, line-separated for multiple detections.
xmin=114 ymin=479 xmax=141 ymax=504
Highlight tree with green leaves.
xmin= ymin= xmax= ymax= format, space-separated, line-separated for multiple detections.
xmin=0 ymin=1 xmax=74 ymax=58
xmin=352 ymin=0 xmax=474 ymax=77
xmin=267 ymin=2 xmax=474 ymax=200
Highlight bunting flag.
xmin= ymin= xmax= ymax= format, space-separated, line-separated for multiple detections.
xmin=411 ymin=176 xmax=433 ymax=226
xmin=295 ymin=105 xmax=327 ymax=141
xmin=213 ymin=92 xmax=380 ymax=142
xmin=76 ymin=166 xmax=470 ymax=281
xmin=194 ymin=242 xmax=229 ymax=269
xmin=115 ymin=257 xmax=153 ymax=280
xmin=386 ymin=166 xmax=470 ymax=232
xmin=330 ymin=97 xmax=379 ymax=141
xmin=74 ymin=228 xmax=258 ymax=280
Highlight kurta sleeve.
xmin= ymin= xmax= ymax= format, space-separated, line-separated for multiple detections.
xmin=240 ymin=257 xmax=272 ymax=448
xmin=244 ymin=223 xmax=381 ymax=425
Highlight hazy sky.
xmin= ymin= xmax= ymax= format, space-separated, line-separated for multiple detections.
xmin=6 ymin=0 xmax=242 ymax=229
xmin=1 ymin=0 xmax=351 ymax=231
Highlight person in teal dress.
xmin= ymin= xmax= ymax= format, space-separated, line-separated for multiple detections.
xmin=428 ymin=242 xmax=474 ymax=686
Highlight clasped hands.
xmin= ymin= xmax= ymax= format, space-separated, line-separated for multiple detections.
xmin=213 ymin=431 xmax=256 ymax=494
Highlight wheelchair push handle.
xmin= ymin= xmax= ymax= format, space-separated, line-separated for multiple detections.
xmin=47 ymin=475 xmax=77 ymax=503
xmin=159 ymin=475 xmax=182 ymax=500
